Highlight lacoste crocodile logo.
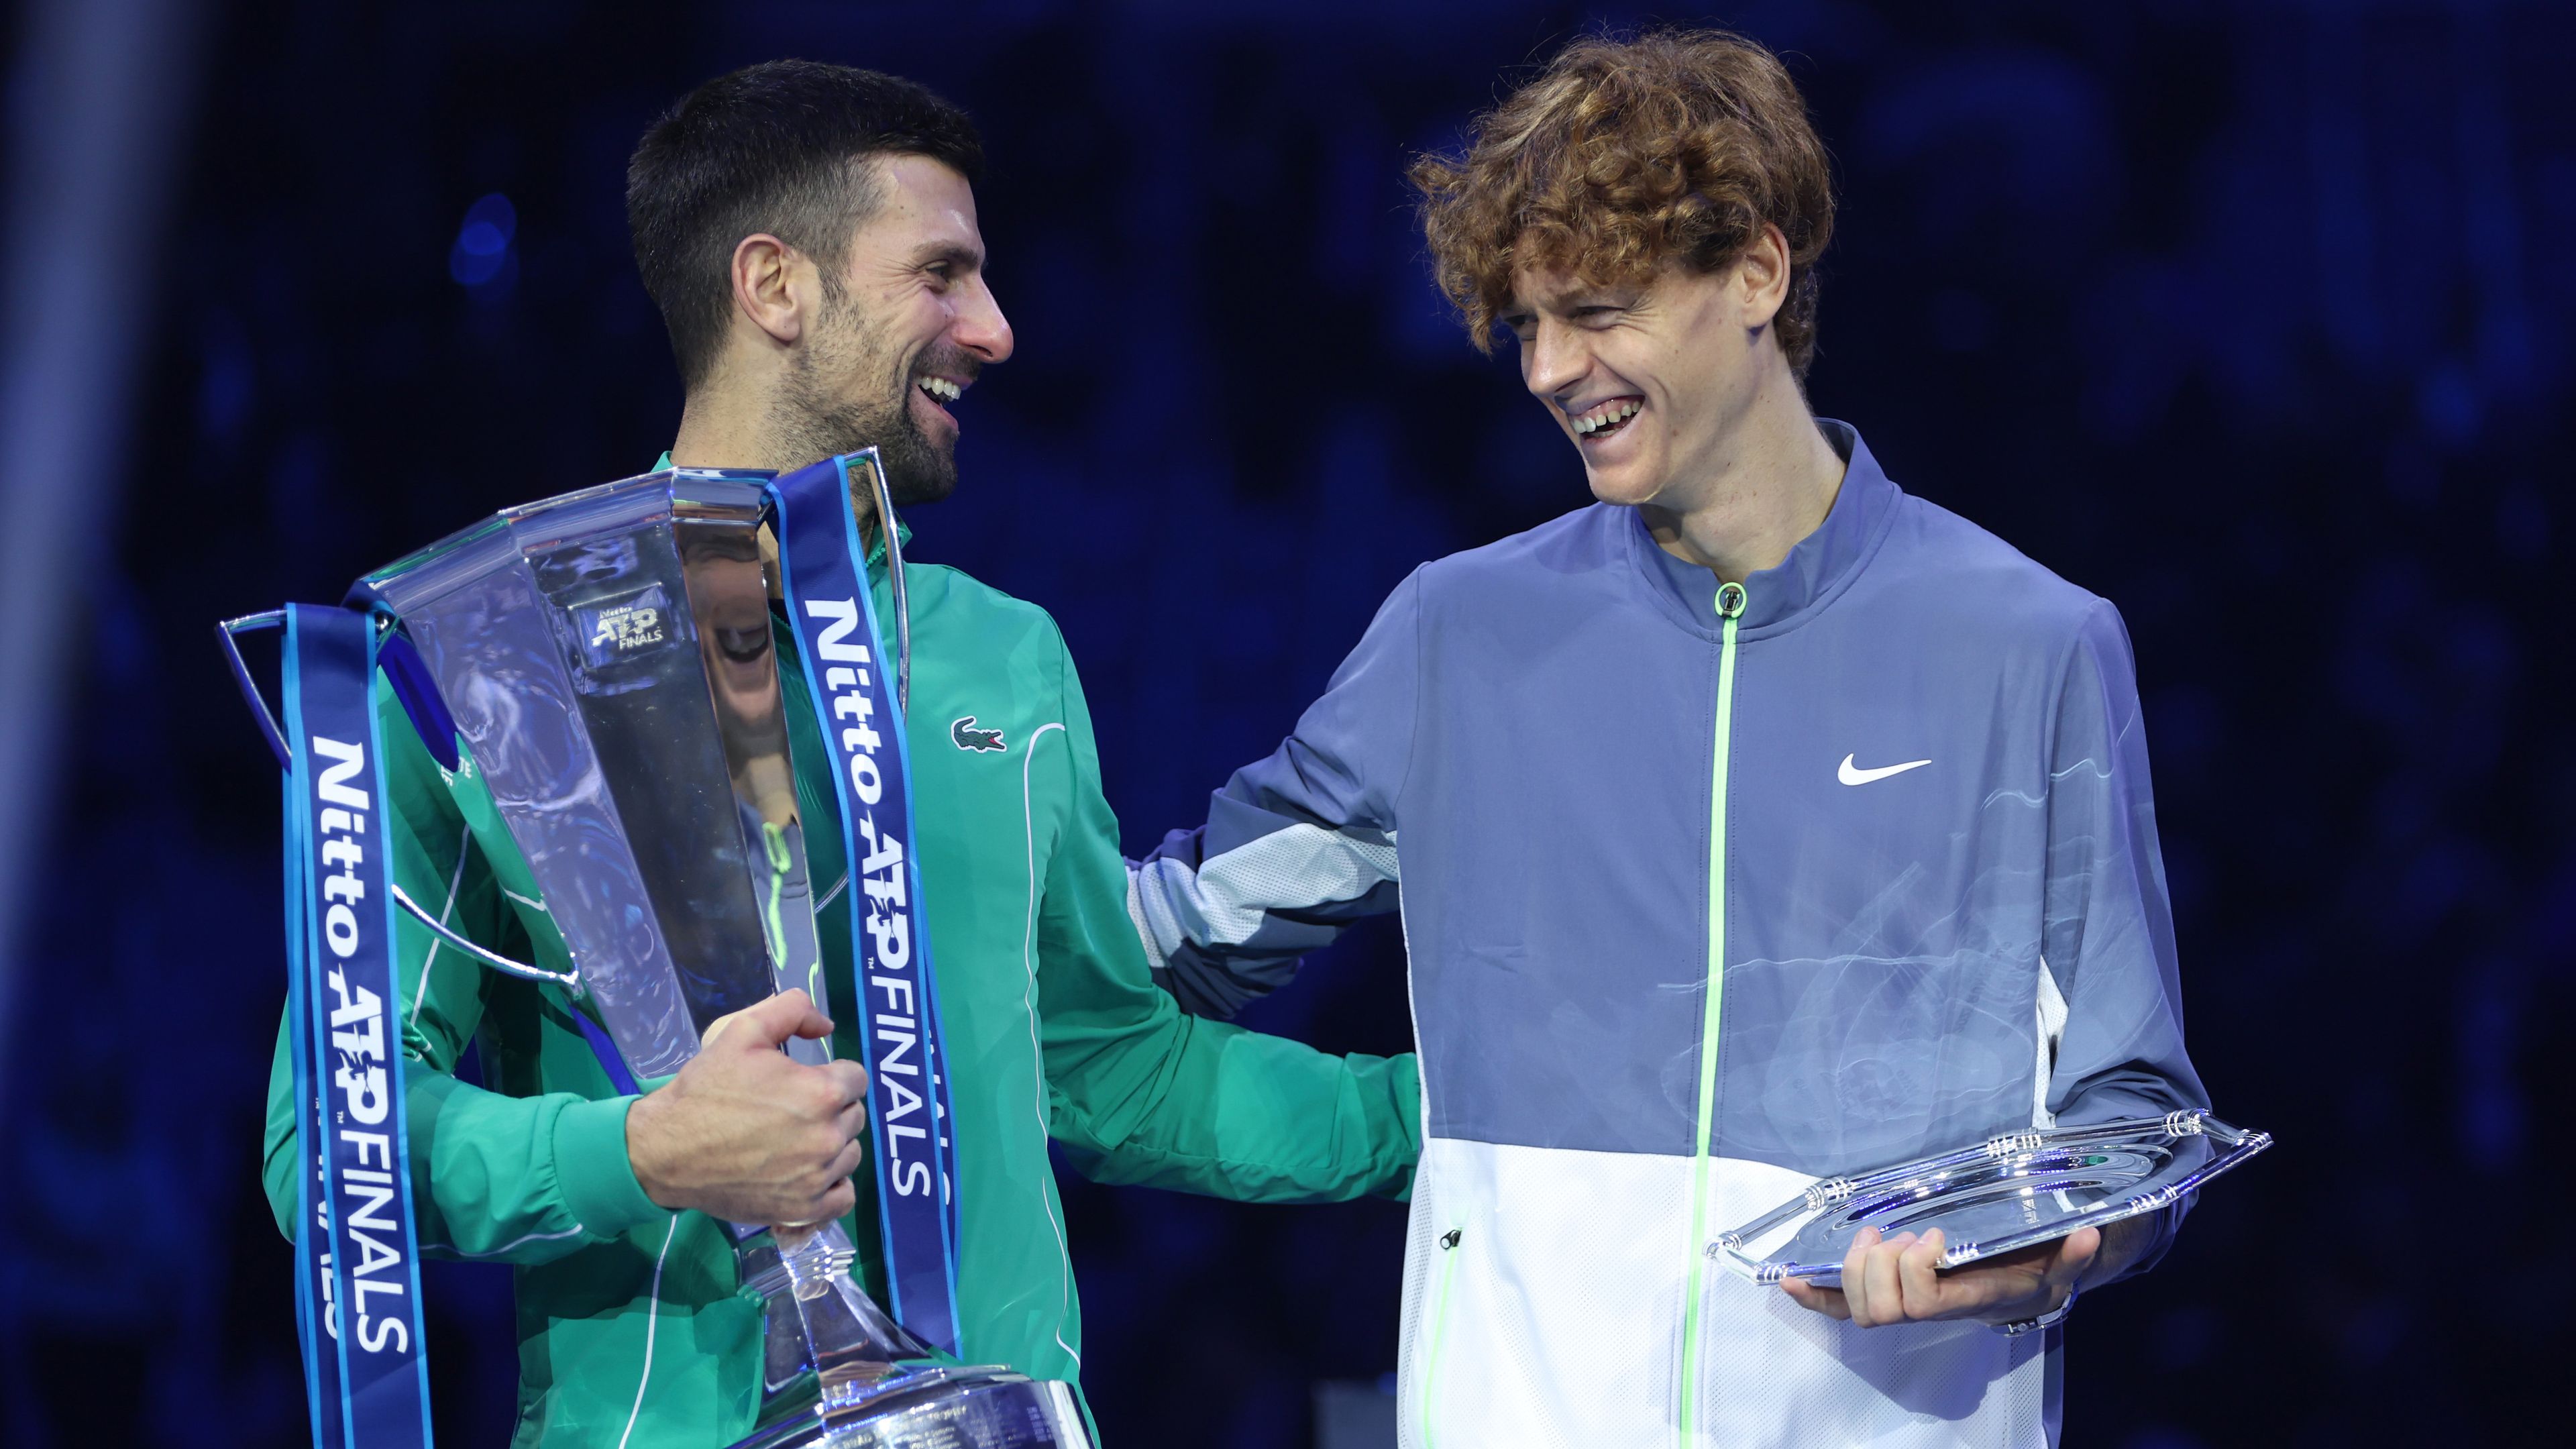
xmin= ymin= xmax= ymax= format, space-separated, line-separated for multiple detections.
xmin=951 ymin=716 xmax=1006 ymax=753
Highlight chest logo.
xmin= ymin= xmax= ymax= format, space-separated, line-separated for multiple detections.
xmin=951 ymin=715 xmax=1007 ymax=753
xmin=1838 ymin=753 xmax=1930 ymax=786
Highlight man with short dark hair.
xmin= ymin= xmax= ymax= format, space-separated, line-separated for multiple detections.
xmin=1131 ymin=30 xmax=2204 ymax=1446
xmin=262 ymin=60 xmax=1419 ymax=1448
xmin=627 ymin=64 xmax=988 ymax=500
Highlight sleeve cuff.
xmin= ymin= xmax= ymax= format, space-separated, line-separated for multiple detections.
xmin=551 ymin=1094 xmax=665 ymax=1239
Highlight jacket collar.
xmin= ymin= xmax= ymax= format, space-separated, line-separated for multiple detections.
xmin=1625 ymin=418 xmax=1899 ymax=639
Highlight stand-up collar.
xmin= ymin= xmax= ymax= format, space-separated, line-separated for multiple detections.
xmin=1627 ymin=419 xmax=1900 ymax=639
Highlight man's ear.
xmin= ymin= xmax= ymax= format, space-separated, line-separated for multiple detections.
xmin=730 ymin=233 xmax=809 ymax=347
xmin=1736 ymin=222 xmax=1792 ymax=331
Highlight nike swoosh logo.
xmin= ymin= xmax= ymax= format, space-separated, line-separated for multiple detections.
xmin=1838 ymin=753 xmax=1931 ymax=786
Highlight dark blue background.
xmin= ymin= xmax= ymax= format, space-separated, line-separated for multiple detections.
xmin=3 ymin=1 xmax=2571 ymax=1444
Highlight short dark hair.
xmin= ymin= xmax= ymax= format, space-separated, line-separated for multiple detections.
xmin=627 ymin=60 xmax=985 ymax=390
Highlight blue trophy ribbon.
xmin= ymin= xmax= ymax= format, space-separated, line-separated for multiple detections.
xmin=278 ymin=603 xmax=436 ymax=1448
xmin=767 ymin=451 xmax=965 ymax=1356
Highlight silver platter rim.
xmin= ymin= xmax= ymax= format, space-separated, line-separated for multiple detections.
xmin=1711 ymin=1110 xmax=2272 ymax=1286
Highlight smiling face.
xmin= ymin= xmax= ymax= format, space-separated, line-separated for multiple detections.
xmin=772 ymin=154 xmax=1014 ymax=504
xmin=1501 ymin=239 xmax=1786 ymax=513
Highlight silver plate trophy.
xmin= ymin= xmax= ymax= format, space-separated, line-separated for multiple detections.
xmin=1714 ymin=1111 xmax=2271 ymax=1291
xmin=362 ymin=470 xmax=1087 ymax=1449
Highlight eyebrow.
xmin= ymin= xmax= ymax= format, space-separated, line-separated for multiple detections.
xmin=1502 ymin=289 xmax=1578 ymax=318
xmin=910 ymin=239 xmax=985 ymax=273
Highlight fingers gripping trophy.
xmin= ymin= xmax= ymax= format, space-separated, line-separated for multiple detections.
xmin=227 ymin=453 xmax=1085 ymax=1449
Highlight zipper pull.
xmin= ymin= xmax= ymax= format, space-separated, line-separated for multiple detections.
xmin=1439 ymin=1229 xmax=1462 ymax=1250
xmin=1716 ymin=581 xmax=1747 ymax=620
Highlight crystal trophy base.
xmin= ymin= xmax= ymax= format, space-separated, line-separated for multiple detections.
xmin=723 ymin=1220 xmax=1091 ymax=1445
xmin=1714 ymin=1110 xmax=2272 ymax=1288
xmin=730 ymin=1367 xmax=1088 ymax=1449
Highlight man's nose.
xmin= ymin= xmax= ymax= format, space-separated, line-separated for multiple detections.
xmin=1522 ymin=319 xmax=1587 ymax=402
xmin=956 ymin=278 xmax=1014 ymax=365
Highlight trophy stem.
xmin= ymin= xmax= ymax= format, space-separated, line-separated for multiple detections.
xmin=735 ymin=1220 xmax=931 ymax=1418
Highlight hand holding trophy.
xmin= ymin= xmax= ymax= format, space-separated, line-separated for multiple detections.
xmin=1782 ymin=1222 xmax=2105 ymax=1329
xmin=1719 ymin=1112 xmax=2271 ymax=1338
xmin=624 ymin=989 xmax=871 ymax=1230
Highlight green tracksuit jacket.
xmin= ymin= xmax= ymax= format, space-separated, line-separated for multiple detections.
xmin=262 ymin=523 xmax=1421 ymax=1447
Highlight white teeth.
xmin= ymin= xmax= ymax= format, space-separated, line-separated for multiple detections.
xmin=1572 ymin=400 xmax=1638 ymax=436
xmin=920 ymin=377 xmax=961 ymax=402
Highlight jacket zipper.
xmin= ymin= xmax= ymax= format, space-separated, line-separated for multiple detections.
xmin=1676 ymin=579 xmax=1746 ymax=1446
xmin=1418 ymin=1225 xmax=1464 ymax=1448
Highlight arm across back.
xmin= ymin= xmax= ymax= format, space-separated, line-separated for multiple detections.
xmin=1033 ymin=619 xmax=1420 ymax=1202
xmin=2039 ymin=600 xmax=2210 ymax=1283
xmin=260 ymin=678 xmax=665 ymax=1265
xmin=1126 ymin=570 xmax=1424 ymax=1020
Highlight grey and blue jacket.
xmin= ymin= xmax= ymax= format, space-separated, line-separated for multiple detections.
xmin=1129 ymin=421 xmax=2205 ymax=1447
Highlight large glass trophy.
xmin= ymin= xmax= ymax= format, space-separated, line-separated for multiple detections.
xmin=1713 ymin=1110 xmax=2271 ymax=1316
xmin=358 ymin=469 xmax=1087 ymax=1448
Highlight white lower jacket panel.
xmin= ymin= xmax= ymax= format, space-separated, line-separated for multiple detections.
xmin=1397 ymin=1138 xmax=2056 ymax=1449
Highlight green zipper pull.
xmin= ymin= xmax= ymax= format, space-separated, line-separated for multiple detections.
xmin=1717 ymin=580 xmax=1747 ymax=619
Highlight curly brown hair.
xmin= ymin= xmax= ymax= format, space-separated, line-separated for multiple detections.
xmin=1411 ymin=29 xmax=1835 ymax=376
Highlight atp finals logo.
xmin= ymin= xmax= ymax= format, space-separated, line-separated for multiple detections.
xmin=572 ymin=584 xmax=674 ymax=667
xmin=588 ymin=601 xmax=664 ymax=651
xmin=308 ymin=734 xmax=413 ymax=1355
xmin=800 ymin=598 xmax=936 ymax=1199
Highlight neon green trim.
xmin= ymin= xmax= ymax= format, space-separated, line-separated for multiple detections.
xmin=757 ymin=820 xmax=826 ymax=1006
xmin=1676 ymin=581 xmax=1745 ymax=1445
xmin=1420 ymin=1228 xmax=1465 ymax=1449
xmin=760 ymin=820 xmax=792 ymax=972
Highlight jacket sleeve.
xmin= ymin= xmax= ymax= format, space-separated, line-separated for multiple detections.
xmin=2041 ymin=600 xmax=2210 ymax=1282
xmin=1034 ymin=621 xmax=1421 ymax=1201
xmin=261 ymin=679 xmax=665 ymax=1263
xmin=1127 ymin=569 xmax=1424 ymax=1018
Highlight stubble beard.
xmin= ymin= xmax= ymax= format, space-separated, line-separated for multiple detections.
xmin=769 ymin=285 xmax=959 ymax=508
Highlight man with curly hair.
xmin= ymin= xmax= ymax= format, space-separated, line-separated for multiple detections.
xmin=1129 ymin=29 xmax=2206 ymax=1446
